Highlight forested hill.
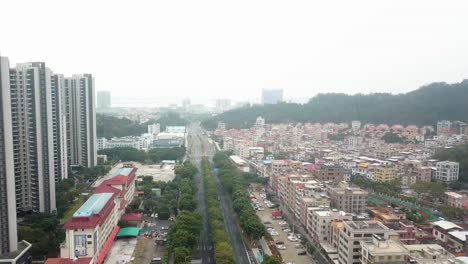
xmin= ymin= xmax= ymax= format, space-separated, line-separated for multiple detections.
xmin=202 ymin=80 xmax=468 ymax=129
xmin=97 ymin=112 xmax=187 ymax=139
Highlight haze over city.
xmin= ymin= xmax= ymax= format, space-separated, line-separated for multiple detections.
xmin=2 ymin=0 xmax=468 ymax=105
xmin=2 ymin=1 xmax=468 ymax=264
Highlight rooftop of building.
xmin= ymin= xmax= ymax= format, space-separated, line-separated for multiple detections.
xmin=0 ymin=240 xmax=32 ymax=260
xmin=112 ymin=167 xmax=135 ymax=177
xmin=432 ymin=220 xmax=463 ymax=231
xmin=448 ymin=230 xmax=468 ymax=242
xmin=314 ymin=208 xmax=351 ymax=217
xmin=361 ymin=236 xmax=409 ymax=254
xmin=344 ymin=220 xmax=389 ymax=231
xmin=445 ymin=191 xmax=465 ymax=198
xmin=73 ymin=193 xmax=114 ymax=218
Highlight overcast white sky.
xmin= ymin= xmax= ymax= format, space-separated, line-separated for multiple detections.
xmin=1 ymin=0 xmax=468 ymax=103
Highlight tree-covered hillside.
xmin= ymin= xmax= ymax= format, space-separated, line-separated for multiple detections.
xmin=97 ymin=112 xmax=187 ymax=139
xmin=202 ymin=80 xmax=468 ymax=129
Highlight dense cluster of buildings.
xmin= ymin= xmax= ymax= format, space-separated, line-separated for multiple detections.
xmin=217 ymin=117 xmax=465 ymax=187
xmin=0 ymin=55 xmax=97 ymax=262
xmin=97 ymin=125 xmax=186 ymax=151
xmin=214 ymin=117 xmax=468 ymax=263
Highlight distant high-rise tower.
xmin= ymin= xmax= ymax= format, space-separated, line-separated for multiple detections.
xmin=182 ymin=98 xmax=191 ymax=112
xmin=63 ymin=74 xmax=97 ymax=168
xmin=215 ymin=99 xmax=231 ymax=112
xmin=9 ymin=62 xmax=65 ymax=213
xmin=261 ymin=88 xmax=283 ymax=104
xmin=97 ymin=90 xmax=111 ymax=109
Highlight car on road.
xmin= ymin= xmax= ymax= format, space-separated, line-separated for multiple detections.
xmin=288 ymin=236 xmax=299 ymax=242
xmin=263 ymin=221 xmax=272 ymax=225
xmin=297 ymin=251 xmax=307 ymax=256
xmin=278 ymin=221 xmax=287 ymax=226
xmin=270 ymin=231 xmax=279 ymax=236
xmin=276 ymin=244 xmax=286 ymax=250
xmin=275 ymin=241 xmax=284 ymax=245
xmin=283 ymin=228 xmax=291 ymax=233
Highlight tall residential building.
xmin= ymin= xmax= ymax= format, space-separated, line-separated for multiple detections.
xmin=9 ymin=62 xmax=60 ymax=213
xmin=261 ymin=88 xmax=283 ymax=104
xmin=51 ymin=74 xmax=68 ymax=182
xmin=0 ymin=55 xmax=18 ymax=254
xmin=96 ymin=90 xmax=111 ymax=109
xmin=63 ymin=74 xmax=97 ymax=168
xmin=435 ymin=161 xmax=459 ymax=183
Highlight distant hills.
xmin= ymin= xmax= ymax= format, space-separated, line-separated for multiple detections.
xmin=202 ymin=80 xmax=468 ymax=129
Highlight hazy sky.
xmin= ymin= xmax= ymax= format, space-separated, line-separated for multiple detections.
xmin=1 ymin=0 xmax=468 ymax=102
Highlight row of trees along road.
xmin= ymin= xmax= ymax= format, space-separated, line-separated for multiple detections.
xmin=98 ymin=146 xmax=186 ymax=163
xmin=212 ymin=151 xmax=265 ymax=241
xmin=201 ymin=158 xmax=235 ymax=264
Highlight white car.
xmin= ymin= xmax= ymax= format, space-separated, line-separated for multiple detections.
xmin=276 ymin=245 xmax=286 ymax=250
xmin=278 ymin=221 xmax=287 ymax=225
xmin=288 ymin=236 xmax=298 ymax=242
xmin=283 ymin=229 xmax=291 ymax=233
xmin=267 ymin=227 xmax=275 ymax=231
xmin=257 ymin=207 xmax=265 ymax=211
xmin=270 ymin=231 xmax=279 ymax=236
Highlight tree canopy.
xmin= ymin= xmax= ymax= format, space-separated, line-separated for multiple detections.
xmin=202 ymin=81 xmax=468 ymax=129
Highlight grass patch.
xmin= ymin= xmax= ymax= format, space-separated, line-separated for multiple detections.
xmin=60 ymin=196 xmax=85 ymax=224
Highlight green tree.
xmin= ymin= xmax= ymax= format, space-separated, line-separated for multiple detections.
xmin=263 ymin=256 xmax=282 ymax=264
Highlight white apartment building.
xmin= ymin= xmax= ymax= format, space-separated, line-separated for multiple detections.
xmin=337 ymin=221 xmax=396 ymax=264
xmin=307 ymin=208 xmax=353 ymax=245
xmin=0 ymin=55 xmax=19 ymax=255
xmin=63 ymin=74 xmax=97 ymax=168
xmin=435 ymin=161 xmax=459 ymax=182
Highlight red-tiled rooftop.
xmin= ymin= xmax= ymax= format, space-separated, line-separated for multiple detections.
xmin=45 ymin=258 xmax=92 ymax=264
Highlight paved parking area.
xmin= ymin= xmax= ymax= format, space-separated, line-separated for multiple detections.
xmin=104 ymin=238 xmax=138 ymax=264
xmin=252 ymin=192 xmax=312 ymax=264
xmin=137 ymin=164 xmax=175 ymax=182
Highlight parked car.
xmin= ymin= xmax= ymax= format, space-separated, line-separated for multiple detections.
xmin=264 ymin=221 xmax=272 ymax=225
xmin=297 ymin=251 xmax=307 ymax=256
xmin=275 ymin=241 xmax=285 ymax=245
xmin=276 ymin=245 xmax=287 ymax=250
